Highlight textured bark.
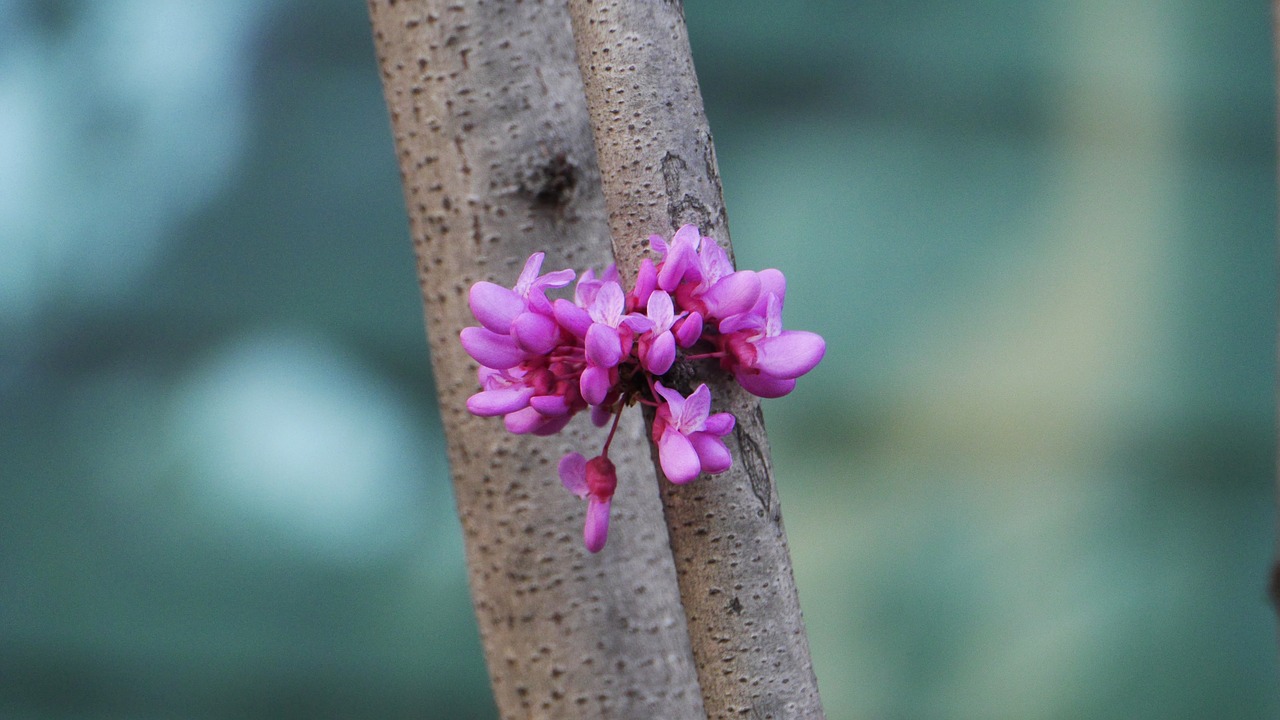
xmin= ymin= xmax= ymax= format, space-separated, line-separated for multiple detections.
xmin=566 ymin=2 xmax=826 ymax=718
xmin=367 ymin=1 xmax=705 ymax=717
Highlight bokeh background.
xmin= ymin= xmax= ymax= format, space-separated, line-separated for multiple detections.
xmin=2 ymin=0 xmax=1275 ymax=717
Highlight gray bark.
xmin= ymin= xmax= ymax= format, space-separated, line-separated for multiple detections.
xmin=367 ymin=1 xmax=705 ymax=717
xmin=566 ymin=2 xmax=827 ymax=718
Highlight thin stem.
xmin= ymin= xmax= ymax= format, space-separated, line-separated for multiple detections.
xmin=600 ymin=398 xmax=626 ymax=456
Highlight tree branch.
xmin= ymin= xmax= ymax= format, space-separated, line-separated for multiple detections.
xmin=367 ymin=1 xmax=705 ymax=716
xmin=566 ymin=2 xmax=827 ymax=717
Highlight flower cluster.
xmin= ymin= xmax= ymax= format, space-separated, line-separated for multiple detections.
xmin=460 ymin=225 xmax=825 ymax=553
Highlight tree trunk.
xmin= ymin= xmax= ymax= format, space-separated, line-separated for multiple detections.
xmin=565 ymin=2 xmax=827 ymax=718
xmin=367 ymin=1 xmax=705 ymax=717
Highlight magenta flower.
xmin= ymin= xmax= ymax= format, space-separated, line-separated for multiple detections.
xmin=511 ymin=251 xmax=575 ymax=314
xmin=468 ymin=252 xmax=573 ymax=331
xmin=465 ymin=367 xmax=535 ymax=417
xmin=673 ymin=310 xmax=703 ymax=348
xmin=721 ymin=293 xmax=825 ymax=398
xmin=651 ymin=382 xmax=735 ymax=484
xmin=651 ymin=224 xmax=703 ymax=291
xmin=629 ymin=258 xmax=658 ymax=310
xmin=672 ymin=240 xmax=761 ymax=322
xmin=580 ymin=281 xmax=650 ymax=405
xmin=459 ymin=227 xmax=825 ymax=554
xmin=459 ymin=326 xmax=525 ymax=369
xmin=559 ymin=452 xmax=618 ymax=553
xmin=637 ymin=290 xmax=680 ymax=375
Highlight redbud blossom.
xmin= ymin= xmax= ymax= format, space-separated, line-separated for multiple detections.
xmin=459 ymin=225 xmax=825 ymax=552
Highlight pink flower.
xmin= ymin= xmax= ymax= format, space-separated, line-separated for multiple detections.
xmin=651 ymin=224 xmax=703 ymax=291
xmin=651 ymin=382 xmax=735 ymax=484
xmin=579 ymin=281 xmax=649 ymax=405
xmin=559 ymin=452 xmax=618 ymax=553
xmin=459 ymin=326 xmax=525 ymax=369
xmin=467 ymin=252 xmax=573 ymax=331
xmin=460 ymin=231 xmax=826 ymax=556
xmin=637 ymin=290 xmax=680 ymax=375
xmin=465 ymin=367 xmax=536 ymax=417
xmin=672 ymin=240 xmax=761 ymax=322
xmin=629 ymin=258 xmax=658 ymax=310
xmin=650 ymin=225 xmax=761 ymax=322
xmin=461 ymin=253 xmax=575 ymax=366
xmin=720 ymin=293 xmax=825 ymax=398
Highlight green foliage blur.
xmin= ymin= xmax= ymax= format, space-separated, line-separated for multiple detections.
xmin=1 ymin=0 xmax=1275 ymax=717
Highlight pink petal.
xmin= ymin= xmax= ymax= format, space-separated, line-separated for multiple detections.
xmin=718 ymin=311 xmax=763 ymax=335
xmin=763 ymin=293 xmax=784 ymax=337
xmin=529 ymin=394 xmax=570 ymax=416
xmin=588 ymin=282 xmax=626 ymax=326
xmin=530 ymin=413 xmax=572 ymax=436
xmin=469 ymin=282 xmax=525 ymax=334
xmin=690 ymin=433 xmax=732 ymax=474
xmin=580 ymin=365 xmax=613 ymax=406
xmin=657 ymin=246 xmax=695 ymax=291
xmin=617 ymin=327 xmax=635 ymax=359
xmin=674 ymin=312 xmax=703 ymax=347
xmin=658 ymin=427 xmax=701 ymax=484
xmin=459 ymin=327 xmax=524 ymax=369
xmin=680 ymin=384 xmax=712 ymax=430
xmin=653 ymin=382 xmax=686 ymax=417
xmin=656 ymin=225 xmax=703 ymax=291
xmin=466 ymin=386 xmax=535 ymax=416
xmin=672 ymin=224 xmax=702 ymax=249
xmin=735 ymin=371 xmax=796 ymax=399
xmin=622 ymin=313 xmax=655 ymax=334
xmin=632 ymin=258 xmax=657 ymax=308
xmin=503 ymin=406 xmax=547 ymax=434
xmin=534 ymin=268 xmax=576 ymax=291
xmin=513 ymin=252 xmax=545 ymax=295
xmin=559 ymin=452 xmax=588 ymax=497
xmin=697 ymin=241 xmax=734 ymax=284
xmin=583 ymin=497 xmax=611 ymax=553
xmin=585 ymin=323 xmax=623 ymax=368
xmin=702 ymin=412 xmax=735 ymax=436
xmin=643 ymin=331 xmax=676 ymax=375
xmin=476 ymin=365 xmax=506 ymax=387
xmin=574 ymin=273 xmax=601 ymax=307
xmin=523 ymin=291 xmax=554 ymax=317
xmin=701 ymin=270 xmax=761 ymax=320
xmin=756 ymin=269 xmax=787 ymax=308
xmin=753 ymin=331 xmax=825 ymax=379
xmin=511 ymin=311 xmax=560 ymax=354
xmin=647 ymin=290 xmax=676 ymax=331
xmin=552 ymin=299 xmax=592 ymax=338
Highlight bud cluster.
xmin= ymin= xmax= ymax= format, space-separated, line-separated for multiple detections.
xmin=461 ymin=225 xmax=825 ymax=552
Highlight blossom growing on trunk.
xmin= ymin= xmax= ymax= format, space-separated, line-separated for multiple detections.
xmin=460 ymin=225 xmax=825 ymax=552
xmin=651 ymin=382 xmax=735 ymax=484
xmin=559 ymin=452 xmax=617 ymax=553
xmin=719 ymin=293 xmax=826 ymax=399
xmin=637 ymin=290 xmax=680 ymax=375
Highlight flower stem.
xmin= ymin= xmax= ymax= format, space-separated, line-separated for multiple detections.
xmin=600 ymin=398 xmax=626 ymax=455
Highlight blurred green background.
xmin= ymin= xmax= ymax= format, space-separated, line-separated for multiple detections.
xmin=1 ymin=0 xmax=1275 ymax=717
